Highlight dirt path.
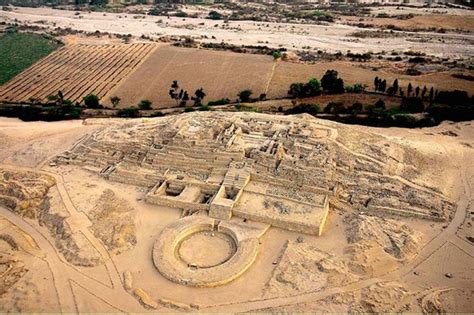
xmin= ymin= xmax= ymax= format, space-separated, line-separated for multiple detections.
xmin=0 ymin=206 xmax=145 ymax=312
xmin=0 ymin=163 xmax=145 ymax=313
xmin=264 ymin=59 xmax=278 ymax=96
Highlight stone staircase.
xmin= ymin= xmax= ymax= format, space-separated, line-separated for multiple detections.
xmin=223 ymin=162 xmax=250 ymax=190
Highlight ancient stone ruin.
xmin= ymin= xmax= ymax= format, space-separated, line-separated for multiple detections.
xmin=54 ymin=112 xmax=455 ymax=286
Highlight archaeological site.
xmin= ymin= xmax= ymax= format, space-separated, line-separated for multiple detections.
xmin=0 ymin=110 xmax=472 ymax=312
xmin=0 ymin=0 xmax=473 ymax=312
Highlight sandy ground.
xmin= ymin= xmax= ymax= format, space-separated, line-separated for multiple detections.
xmin=1 ymin=7 xmax=473 ymax=57
xmin=342 ymin=14 xmax=474 ymax=32
xmin=0 ymin=115 xmax=472 ymax=312
xmin=0 ymin=118 xmax=97 ymax=168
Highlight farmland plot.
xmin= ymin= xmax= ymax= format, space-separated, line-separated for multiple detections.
xmin=103 ymin=46 xmax=274 ymax=108
xmin=0 ymin=43 xmax=156 ymax=104
xmin=266 ymin=61 xmax=474 ymax=99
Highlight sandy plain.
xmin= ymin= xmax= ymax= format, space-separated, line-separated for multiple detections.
xmin=1 ymin=6 xmax=473 ymax=58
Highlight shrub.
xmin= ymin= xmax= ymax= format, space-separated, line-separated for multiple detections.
xmin=400 ymin=97 xmax=424 ymax=113
xmin=406 ymin=68 xmax=422 ymax=76
xmin=208 ymin=11 xmax=222 ymax=20
xmin=324 ymin=102 xmax=345 ymax=114
xmin=345 ymin=83 xmax=366 ymax=93
xmin=150 ymin=111 xmax=164 ymax=117
xmin=138 ymin=99 xmax=152 ymax=110
xmin=374 ymin=99 xmax=386 ymax=109
xmin=174 ymin=11 xmax=188 ymax=18
xmin=47 ymin=94 xmax=58 ymax=102
xmin=238 ymin=89 xmax=253 ymax=102
xmin=393 ymin=114 xmax=417 ymax=127
xmin=434 ymin=90 xmax=470 ymax=106
xmin=348 ymin=102 xmax=363 ymax=114
xmin=408 ymin=56 xmax=427 ymax=63
xmin=83 ymin=94 xmax=100 ymax=108
xmin=208 ymin=98 xmax=230 ymax=106
xmin=117 ymin=107 xmax=139 ymax=118
xmin=428 ymin=104 xmax=464 ymax=122
xmin=272 ymin=51 xmax=282 ymax=59
xmin=110 ymin=96 xmax=121 ymax=107
xmin=184 ymin=106 xmax=194 ymax=112
xmin=286 ymin=103 xmax=320 ymax=115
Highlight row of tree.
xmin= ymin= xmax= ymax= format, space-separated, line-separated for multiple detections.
xmin=374 ymin=77 xmax=436 ymax=102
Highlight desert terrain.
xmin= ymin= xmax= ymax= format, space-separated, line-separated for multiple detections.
xmin=0 ymin=112 xmax=473 ymax=312
xmin=0 ymin=1 xmax=473 ymax=313
xmin=1 ymin=6 xmax=473 ymax=57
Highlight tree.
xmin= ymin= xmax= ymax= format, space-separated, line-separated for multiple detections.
xmin=379 ymin=80 xmax=387 ymax=93
xmin=169 ymin=80 xmax=181 ymax=106
xmin=421 ymin=86 xmax=427 ymax=100
xmin=169 ymin=81 xmax=189 ymax=107
xmin=288 ymin=83 xmax=305 ymax=98
xmin=83 ymin=94 xmax=100 ymax=108
xmin=192 ymin=88 xmax=206 ymax=106
xmin=374 ymin=76 xmax=380 ymax=91
xmin=321 ymin=70 xmax=345 ymax=94
xmin=392 ymin=79 xmax=399 ymax=94
xmin=407 ymin=83 xmax=413 ymax=97
xmin=429 ymin=87 xmax=434 ymax=104
xmin=110 ymin=96 xmax=121 ymax=108
xmin=238 ymin=89 xmax=253 ymax=102
xmin=334 ymin=78 xmax=345 ymax=94
xmin=288 ymin=78 xmax=321 ymax=98
xmin=58 ymin=90 xmax=64 ymax=105
xmin=415 ymin=86 xmax=420 ymax=98
xmin=306 ymin=78 xmax=321 ymax=95
xmin=138 ymin=100 xmax=152 ymax=110
xmin=180 ymin=91 xmax=189 ymax=107
xmin=272 ymin=51 xmax=282 ymax=60
xmin=386 ymin=87 xmax=395 ymax=96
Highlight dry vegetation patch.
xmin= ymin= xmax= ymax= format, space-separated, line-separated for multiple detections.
xmin=89 ymin=189 xmax=137 ymax=255
xmin=0 ymin=168 xmax=55 ymax=218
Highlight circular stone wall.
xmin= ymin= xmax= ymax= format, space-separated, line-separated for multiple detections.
xmin=152 ymin=216 xmax=260 ymax=287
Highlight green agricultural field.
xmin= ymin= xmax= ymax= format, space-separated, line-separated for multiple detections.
xmin=0 ymin=32 xmax=61 ymax=85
